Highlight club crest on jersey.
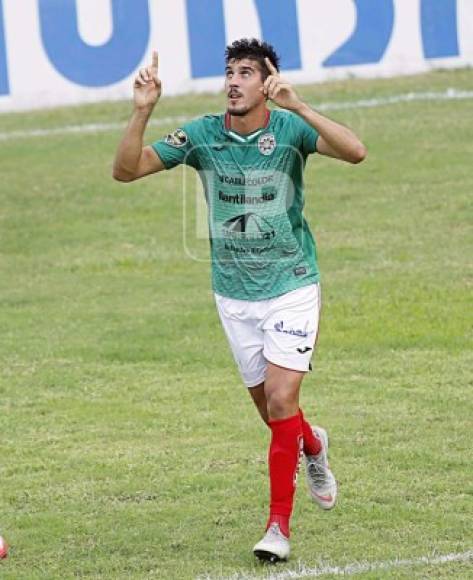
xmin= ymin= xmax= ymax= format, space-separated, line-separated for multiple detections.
xmin=165 ymin=129 xmax=188 ymax=148
xmin=258 ymin=133 xmax=276 ymax=156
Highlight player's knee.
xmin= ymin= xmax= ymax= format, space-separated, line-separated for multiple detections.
xmin=266 ymin=389 xmax=298 ymax=419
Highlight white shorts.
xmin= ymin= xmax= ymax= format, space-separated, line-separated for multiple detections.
xmin=215 ymin=283 xmax=321 ymax=388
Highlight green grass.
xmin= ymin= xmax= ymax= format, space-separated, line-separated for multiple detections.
xmin=0 ymin=69 xmax=472 ymax=579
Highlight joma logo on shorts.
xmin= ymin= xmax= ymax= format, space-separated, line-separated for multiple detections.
xmin=274 ymin=321 xmax=308 ymax=338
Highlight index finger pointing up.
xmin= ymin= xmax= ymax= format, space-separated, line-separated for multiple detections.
xmin=265 ymin=57 xmax=278 ymax=75
xmin=151 ymin=50 xmax=159 ymax=70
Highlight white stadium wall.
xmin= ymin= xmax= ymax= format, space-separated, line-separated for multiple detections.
xmin=0 ymin=0 xmax=472 ymax=112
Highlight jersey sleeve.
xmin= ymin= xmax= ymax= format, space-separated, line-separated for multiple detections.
xmin=151 ymin=122 xmax=199 ymax=169
xmin=291 ymin=113 xmax=319 ymax=156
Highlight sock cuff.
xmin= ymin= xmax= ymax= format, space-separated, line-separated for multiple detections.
xmin=268 ymin=413 xmax=302 ymax=432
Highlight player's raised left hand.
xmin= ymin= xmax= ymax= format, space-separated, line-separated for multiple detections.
xmin=261 ymin=57 xmax=302 ymax=112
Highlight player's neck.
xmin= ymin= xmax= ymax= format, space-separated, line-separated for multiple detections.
xmin=229 ymin=106 xmax=269 ymax=135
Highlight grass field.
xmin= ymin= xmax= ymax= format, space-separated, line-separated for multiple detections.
xmin=0 ymin=68 xmax=472 ymax=579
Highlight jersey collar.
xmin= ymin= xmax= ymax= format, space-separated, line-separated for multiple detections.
xmin=224 ymin=109 xmax=271 ymax=143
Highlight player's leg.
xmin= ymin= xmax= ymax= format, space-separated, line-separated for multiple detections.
xmin=253 ymin=361 xmax=304 ymax=562
xmin=253 ymin=284 xmax=336 ymax=562
xmin=264 ymin=361 xmax=305 ymax=544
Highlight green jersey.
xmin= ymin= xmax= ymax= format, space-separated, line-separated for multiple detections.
xmin=152 ymin=109 xmax=320 ymax=300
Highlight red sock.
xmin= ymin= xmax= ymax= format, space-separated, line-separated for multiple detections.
xmin=267 ymin=413 xmax=303 ymax=538
xmin=299 ymin=408 xmax=322 ymax=456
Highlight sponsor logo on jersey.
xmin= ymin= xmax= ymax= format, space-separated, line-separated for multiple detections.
xmin=218 ymin=174 xmax=274 ymax=186
xmin=294 ymin=266 xmax=307 ymax=276
xmin=165 ymin=129 xmax=188 ymax=148
xmin=218 ymin=191 xmax=276 ymax=205
xmin=258 ymin=133 xmax=276 ymax=156
xmin=222 ymin=213 xmax=275 ymax=241
xmin=223 ymin=242 xmax=272 ymax=255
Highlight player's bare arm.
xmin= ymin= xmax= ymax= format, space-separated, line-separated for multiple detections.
xmin=112 ymin=51 xmax=165 ymax=182
xmin=262 ymin=57 xmax=367 ymax=164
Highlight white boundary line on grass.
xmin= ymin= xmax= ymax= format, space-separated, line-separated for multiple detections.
xmin=1 ymin=88 xmax=473 ymax=143
xmin=198 ymin=549 xmax=473 ymax=580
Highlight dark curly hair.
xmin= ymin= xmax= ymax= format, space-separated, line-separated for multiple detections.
xmin=225 ymin=38 xmax=280 ymax=80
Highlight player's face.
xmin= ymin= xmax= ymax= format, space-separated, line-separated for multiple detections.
xmin=225 ymin=58 xmax=266 ymax=116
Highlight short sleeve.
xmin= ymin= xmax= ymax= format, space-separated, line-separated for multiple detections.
xmin=151 ymin=124 xmax=198 ymax=169
xmin=292 ymin=113 xmax=319 ymax=156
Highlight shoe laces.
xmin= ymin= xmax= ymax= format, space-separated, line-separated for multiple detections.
xmin=267 ymin=523 xmax=286 ymax=540
xmin=306 ymin=453 xmax=328 ymax=485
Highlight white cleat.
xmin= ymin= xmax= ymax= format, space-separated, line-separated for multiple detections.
xmin=253 ymin=523 xmax=290 ymax=563
xmin=305 ymin=426 xmax=337 ymax=510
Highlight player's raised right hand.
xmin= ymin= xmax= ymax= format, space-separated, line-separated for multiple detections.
xmin=133 ymin=51 xmax=162 ymax=111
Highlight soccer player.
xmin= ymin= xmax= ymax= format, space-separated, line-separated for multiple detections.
xmin=113 ymin=38 xmax=367 ymax=563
